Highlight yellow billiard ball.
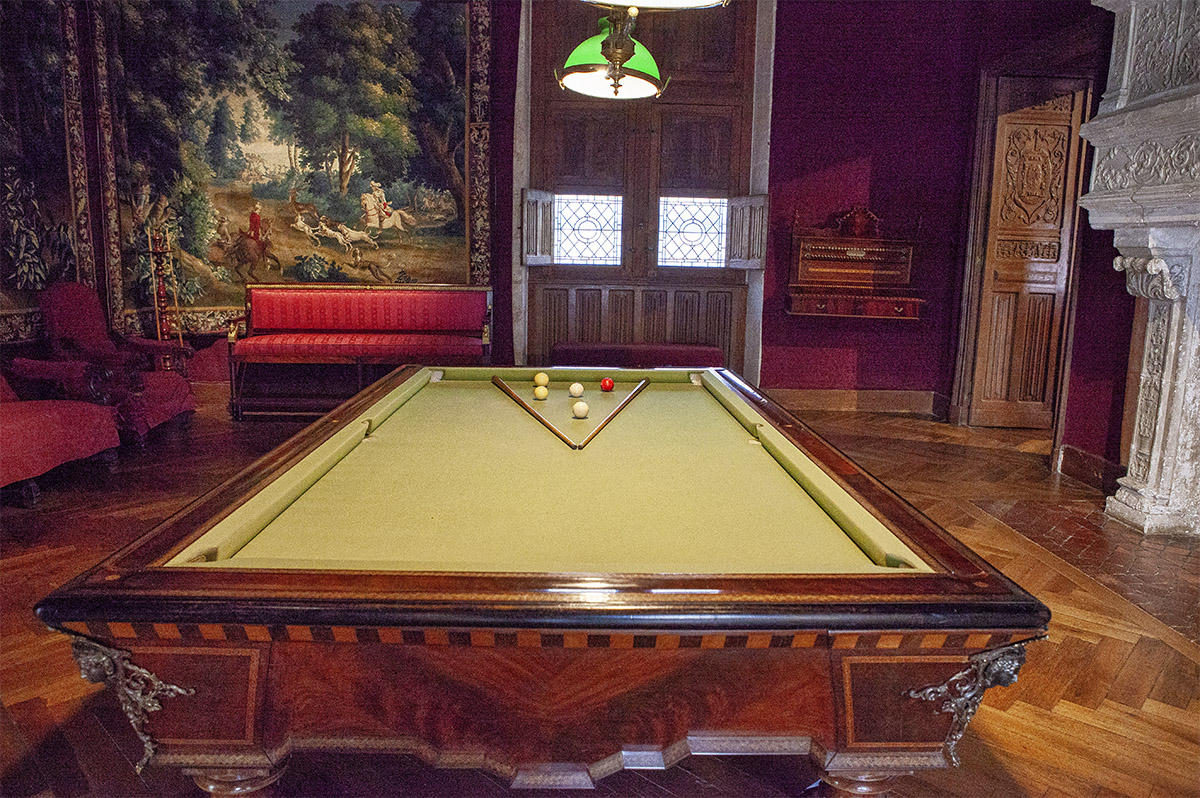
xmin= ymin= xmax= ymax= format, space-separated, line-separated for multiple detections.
xmin=533 ymin=385 xmax=549 ymax=400
xmin=533 ymin=372 xmax=550 ymax=387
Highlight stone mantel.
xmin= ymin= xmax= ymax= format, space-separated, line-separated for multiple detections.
xmin=1079 ymin=0 xmax=1199 ymax=535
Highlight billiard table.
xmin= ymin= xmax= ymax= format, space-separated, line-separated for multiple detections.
xmin=36 ymin=366 xmax=1048 ymax=795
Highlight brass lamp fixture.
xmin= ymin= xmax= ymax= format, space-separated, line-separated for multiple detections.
xmin=557 ymin=0 xmax=729 ymax=100
xmin=558 ymin=6 xmax=664 ymax=99
xmin=582 ymin=0 xmax=728 ymax=7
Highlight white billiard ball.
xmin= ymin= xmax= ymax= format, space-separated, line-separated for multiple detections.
xmin=568 ymin=382 xmax=584 ymax=397
xmin=572 ymin=401 xmax=589 ymax=419
xmin=533 ymin=372 xmax=550 ymax=387
xmin=533 ymin=385 xmax=549 ymax=400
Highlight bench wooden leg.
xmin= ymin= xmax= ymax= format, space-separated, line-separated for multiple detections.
xmin=17 ymin=479 xmax=40 ymax=508
xmin=229 ymin=360 xmax=244 ymax=421
xmin=93 ymin=448 xmax=119 ymax=474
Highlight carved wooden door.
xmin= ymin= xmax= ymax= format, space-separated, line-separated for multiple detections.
xmin=966 ymin=77 xmax=1090 ymax=428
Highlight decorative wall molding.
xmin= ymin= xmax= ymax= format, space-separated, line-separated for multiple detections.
xmin=0 ymin=310 xmax=45 ymax=343
xmin=90 ymin=7 xmax=127 ymax=333
xmin=1129 ymin=1 xmax=1181 ymax=99
xmin=468 ymin=0 xmax=492 ymax=287
xmin=1113 ymin=255 xmax=1189 ymax=299
xmin=124 ymin=308 xmax=245 ymax=338
xmin=1092 ymin=134 xmax=1200 ymax=191
xmin=59 ymin=0 xmax=95 ymax=289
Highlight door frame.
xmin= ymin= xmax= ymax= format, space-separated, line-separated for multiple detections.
xmin=949 ymin=69 xmax=1094 ymax=438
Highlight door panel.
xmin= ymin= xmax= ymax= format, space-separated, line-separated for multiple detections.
xmin=967 ymin=77 xmax=1089 ymax=428
xmin=529 ymin=284 xmax=747 ymax=369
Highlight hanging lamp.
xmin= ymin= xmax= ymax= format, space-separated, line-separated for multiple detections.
xmin=557 ymin=7 xmax=666 ymax=99
xmin=582 ymin=0 xmax=728 ymax=8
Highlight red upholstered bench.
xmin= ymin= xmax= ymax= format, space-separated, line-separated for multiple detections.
xmin=549 ymin=342 xmax=725 ymax=369
xmin=1 ymin=360 xmax=120 ymax=507
xmin=229 ymin=284 xmax=491 ymax=418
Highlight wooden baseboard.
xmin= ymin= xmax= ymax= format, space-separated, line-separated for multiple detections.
xmin=763 ymin=389 xmax=949 ymax=419
xmin=1054 ymin=444 xmax=1125 ymax=494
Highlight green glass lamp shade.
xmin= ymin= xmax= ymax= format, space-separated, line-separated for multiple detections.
xmin=583 ymin=0 xmax=727 ymax=8
xmin=559 ymin=20 xmax=664 ymax=99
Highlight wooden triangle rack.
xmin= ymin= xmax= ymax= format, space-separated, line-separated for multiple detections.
xmin=491 ymin=376 xmax=649 ymax=450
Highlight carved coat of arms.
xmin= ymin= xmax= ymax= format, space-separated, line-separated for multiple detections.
xmin=999 ymin=125 xmax=1067 ymax=226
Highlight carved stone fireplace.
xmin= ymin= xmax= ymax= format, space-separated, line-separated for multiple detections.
xmin=1078 ymin=0 xmax=1199 ymax=535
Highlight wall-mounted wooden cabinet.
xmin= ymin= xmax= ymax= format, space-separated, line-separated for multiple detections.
xmin=786 ymin=232 xmax=925 ymax=320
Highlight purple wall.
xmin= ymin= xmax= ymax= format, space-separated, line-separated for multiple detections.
xmin=762 ymin=1 xmax=983 ymax=392
xmin=493 ymin=0 xmax=1129 ymax=461
xmin=1061 ymin=213 xmax=1131 ymax=463
xmin=760 ymin=0 xmax=1110 ymax=395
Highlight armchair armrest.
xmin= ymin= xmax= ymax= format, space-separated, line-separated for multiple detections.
xmin=227 ymin=316 xmax=246 ymax=343
xmin=9 ymin=357 xmax=89 ymax=383
xmin=9 ymin=357 xmax=115 ymax=404
xmin=122 ymin=336 xmax=195 ymax=359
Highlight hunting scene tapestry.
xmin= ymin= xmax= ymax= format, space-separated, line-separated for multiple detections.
xmin=0 ymin=0 xmax=489 ymax=342
xmin=106 ymin=0 xmax=489 ymax=333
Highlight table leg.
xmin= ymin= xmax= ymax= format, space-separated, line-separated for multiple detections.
xmin=184 ymin=763 xmax=287 ymax=796
xmin=820 ymin=771 xmax=908 ymax=795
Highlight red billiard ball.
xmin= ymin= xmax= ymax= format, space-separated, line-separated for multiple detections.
xmin=600 ymin=377 xmax=615 ymax=392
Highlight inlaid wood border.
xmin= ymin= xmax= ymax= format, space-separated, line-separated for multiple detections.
xmin=62 ymin=621 xmax=1030 ymax=652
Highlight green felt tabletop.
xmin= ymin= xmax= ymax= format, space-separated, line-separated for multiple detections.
xmin=170 ymin=368 xmax=930 ymax=575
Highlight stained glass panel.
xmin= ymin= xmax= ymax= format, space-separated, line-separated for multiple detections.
xmin=554 ymin=194 xmax=622 ymax=265
xmin=657 ymin=197 xmax=728 ymax=268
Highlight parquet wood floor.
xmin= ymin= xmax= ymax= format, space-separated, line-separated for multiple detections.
xmin=1 ymin=386 xmax=1197 ymax=797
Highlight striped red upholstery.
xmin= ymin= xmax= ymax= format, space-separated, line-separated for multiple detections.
xmin=247 ymin=287 xmax=487 ymax=333
xmin=234 ymin=333 xmax=483 ymax=363
xmin=229 ymin=286 xmax=491 ymax=416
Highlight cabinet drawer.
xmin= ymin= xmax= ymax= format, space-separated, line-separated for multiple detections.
xmin=858 ymin=298 xmax=922 ymax=319
xmin=786 ymin=292 xmax=923 ymax=320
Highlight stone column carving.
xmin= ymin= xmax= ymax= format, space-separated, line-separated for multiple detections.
xmin=1107 ymin=231 xmax=1199 ymax=534
xmin=1080 ymin=0 xmax=1200 ymax=535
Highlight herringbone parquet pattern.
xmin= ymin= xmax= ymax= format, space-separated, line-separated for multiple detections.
xmin=1 ymin=386 xmax=1197 ymax=797
xmin=794 ymin=411 xmax=1200 ymax=798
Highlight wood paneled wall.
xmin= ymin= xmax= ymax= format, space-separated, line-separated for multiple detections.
xmin=530 ymin=282 xmax=747 ymax=366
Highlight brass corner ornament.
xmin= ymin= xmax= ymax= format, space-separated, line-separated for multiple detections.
xmin=68 ymin=635 xmax=195 ymax=773
xmin=905 ymin=638 xmax=1039 ymax=767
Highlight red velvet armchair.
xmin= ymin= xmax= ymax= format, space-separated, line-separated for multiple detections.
xmin=1 ymin=359 xmax=120 ymax=507
xmin=39 ymin=281 xmax=195 ymax=446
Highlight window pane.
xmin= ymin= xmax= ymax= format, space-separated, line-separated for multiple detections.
xmin=657 ymin=197 xmax=728 ymax=268
xmin=554 ymin=194 xmax=622 ymax=265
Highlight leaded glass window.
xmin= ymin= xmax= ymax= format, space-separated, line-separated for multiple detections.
xmin=657 ymin=197 xmax=728 ymax=268
xmin=553 ymin=194 xmax=622 ymax=266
